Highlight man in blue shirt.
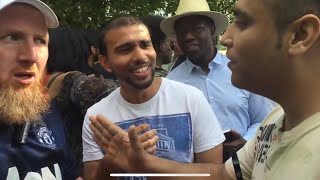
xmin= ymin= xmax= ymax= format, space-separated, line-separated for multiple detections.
xmin=0 ymin=0 xmax=80 ymax=179
xmin=161 ymin=0 xmax=274 ymax=157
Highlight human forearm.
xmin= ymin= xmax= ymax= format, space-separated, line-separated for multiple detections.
xmin=99 ymin=160 xmax=122 ymax=180
xmin=84 ymin=160 xmax=122 ymax=180
xmin=97 ymin=123 xmax=233 ymax=180
xmin=132 ymin=153 xmax=232 ymax=180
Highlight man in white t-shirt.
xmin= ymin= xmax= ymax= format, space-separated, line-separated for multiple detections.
xmin=82 ymin=16 xmax=225 ymax=180
xmin=89 ymin=0 xmax=320 ymax=179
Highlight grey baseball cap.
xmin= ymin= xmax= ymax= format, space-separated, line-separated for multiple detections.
xmin=0 ymin=0 xmax=59 ymax=28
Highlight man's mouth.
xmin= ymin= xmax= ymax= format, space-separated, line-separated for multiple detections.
xmin=186 ymin=42 xmax=198 ymax=46
xmin=14 ymin=72 xmax=34 ymax=79
xmin=132 ymin=66 xmax=149 ymax=73
xmin=184 ymin=43 xmax=199 ymax=51
xmin=13 ymin=72 xmax=36 ymax=85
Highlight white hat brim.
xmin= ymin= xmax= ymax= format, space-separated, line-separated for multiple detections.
xmin=0 ymin=0 xmax=58 ymax=28
xmin=160 ymin=11 xmax=228 ymax=37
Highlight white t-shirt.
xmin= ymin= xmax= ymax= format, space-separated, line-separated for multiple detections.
xmin=83 ymin=78 xmax=225 ymax=163
xmin=226 ymin=106 xmax=320 ymax=180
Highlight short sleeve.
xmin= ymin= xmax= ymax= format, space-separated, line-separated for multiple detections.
xmin=192 ymin=90 xmax=225 ymax=153
xmin=82 ymin=110 xmax=104 ymax=162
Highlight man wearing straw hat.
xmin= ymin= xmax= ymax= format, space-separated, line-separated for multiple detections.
xmin=163 ymin=0 xmax=274 ymax=157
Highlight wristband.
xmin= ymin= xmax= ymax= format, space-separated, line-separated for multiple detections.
xmin=231 ymin=148 xmax=243 ymax=180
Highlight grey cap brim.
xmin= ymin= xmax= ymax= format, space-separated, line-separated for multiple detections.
xmin=0 ymin=0 xmax=59 ymax=28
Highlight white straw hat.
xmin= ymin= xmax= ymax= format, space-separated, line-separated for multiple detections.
xmin=160 ymin=0 xmax=228 ymax=37
xmin=0 ymin=0 xmax=59 ymax=28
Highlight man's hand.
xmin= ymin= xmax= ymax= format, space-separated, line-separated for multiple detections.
xmin=89 ymin=114 xmax=159 ymax=154
xmin=103 ymin=125 xmax=151 ymax=172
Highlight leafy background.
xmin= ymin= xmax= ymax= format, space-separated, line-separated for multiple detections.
xmin=42 ymin=0 xmax=236 ymax=30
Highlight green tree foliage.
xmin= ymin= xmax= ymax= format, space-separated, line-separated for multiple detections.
xmin=43 ymin=0 xmax=236 ymax=29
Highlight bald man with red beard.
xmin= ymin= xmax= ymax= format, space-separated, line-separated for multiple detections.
xmin=0 ymin=0 xmax=80 ymax=179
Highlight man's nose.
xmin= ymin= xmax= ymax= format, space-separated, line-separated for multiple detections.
xmin=132 ymin=46 xmax=148 ymax=61
xmin=184 ymin=31 xmax=196 ymax=40
xmin=220 ymin=27 xmax=232 ymax=48
xmin=18 ymin=40 xmax=38 ymax=63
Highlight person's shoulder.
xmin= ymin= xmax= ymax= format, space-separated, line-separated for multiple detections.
xmin=43 ymin=102 xmax=64 ymax=123
xmin=163 ymin=77 xmax=191 ymax=87
xmin=259 ymin=105 xmax=283 ymax=126
xmin=166 ymin=61 xmax=188 ymax=79
xmin=86 ymin=87 xmax=120 ymax=113
xmin=162 ymin=78 xmax=204 ymax=95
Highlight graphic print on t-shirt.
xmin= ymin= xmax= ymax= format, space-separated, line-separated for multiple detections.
xmin=255 ymin=123 xmax=277 ymax=173
xmin=116 ymin=113 xmax=192 ymax=163
xmin=0 ymin=123 xmax=63 ymax=179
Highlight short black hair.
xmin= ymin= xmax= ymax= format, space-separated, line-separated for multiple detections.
xmin=79 ymin=28 xmax=99 ymax=49
xmin=261 ymin=0 xmax=320 ymax=48
xmin=47 ymin=27 xmax=92 ymax=74
xmin=140 ymin=15 xmax=166 ymax=51
xmin=98 ymin=16 xmax=145 ymax=56
xmin=263 ymin=0 xmax=320 ymax=34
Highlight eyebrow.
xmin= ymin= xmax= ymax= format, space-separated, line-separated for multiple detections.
xmin=118 ymin=42 xmax=132 ymax=47
xmin=115 ymin=39 xmax=152 ymax=49
xmin=0 ymin=28 xmax=47 ymax=37
xmin=233 ymin=7 xmax=251 ymax=19
xmin=114 ymin=42 xmax=133 ymax=50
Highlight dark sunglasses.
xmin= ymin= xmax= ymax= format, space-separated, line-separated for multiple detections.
xmin=176 ymin=24 xmax=206 ymax=36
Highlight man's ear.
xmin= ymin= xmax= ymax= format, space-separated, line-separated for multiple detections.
xmin=159 ymin=42 xmax=165 ymax=52
xmin=288 ymin=14 xmax=320 ymax=55
xmin=98 ymin=55 xmax=112 ymax=73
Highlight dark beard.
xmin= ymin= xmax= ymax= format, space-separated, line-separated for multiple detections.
xmin=0 ymin=83 xmax=49 ymax=125
xmin=124 ymin=68 xmax=155 ymax=90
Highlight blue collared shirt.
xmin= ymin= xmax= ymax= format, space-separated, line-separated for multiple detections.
xmin=167 ymin=52 xmax=274 ymax=140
